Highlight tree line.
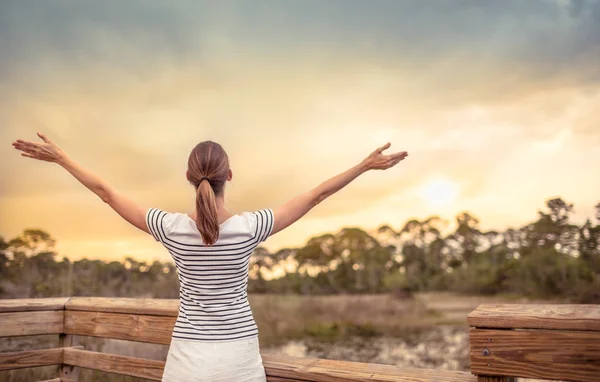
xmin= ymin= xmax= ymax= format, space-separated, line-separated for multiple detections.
xmin=1 ymin=197 xmax=599 ymax=302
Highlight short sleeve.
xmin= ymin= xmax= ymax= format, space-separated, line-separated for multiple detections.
xmin=252 ymin=208 xmax=274 ymax=243
xmin=146 ymin=208 xmax=170 ymax=242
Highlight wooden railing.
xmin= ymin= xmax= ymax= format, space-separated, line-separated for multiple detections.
xmin=468 ymin=304 xmax=600 ymax=382
xmin=0 ymin=297 xmax=598 ymax=381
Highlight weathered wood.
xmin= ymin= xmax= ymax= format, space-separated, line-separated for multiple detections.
xmin=36 ymin=378 xmax=61 ymax=382
xmin=57 ymin=333 xmax=79 ymax=380
xmin=470 ymin=328 xmax=600 ymax=382
xmin=64 ymin=310 xmax=176 ymax=344
xmin=6 ymin=298 xmax=599 ymax=382
xmin=66 ymin=297 xmax=178 ymax=316
xmin=0 ymin=348 xmax=63 ymax=371
xmin=63 ymin=347 xmax=165 ymax=381
xmin=0 ymin=310 xmax=64 ymax=337
xmin=468 ymin=304 xmax=600 ymax=331
xmin=0 ymin=298 xmax=70 ymax=313
xmin=262 ymin=354 xmax=477 ymax=382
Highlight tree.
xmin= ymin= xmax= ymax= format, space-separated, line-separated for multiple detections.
xmin=394 ymin=217 xmax=447 ymax=291
xmin=520 ymin=198 xmax=578 ymax=256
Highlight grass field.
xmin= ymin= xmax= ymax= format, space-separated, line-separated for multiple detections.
xmin=249 ymin=291 xmax=541 ymax=346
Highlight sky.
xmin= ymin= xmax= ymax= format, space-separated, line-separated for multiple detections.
xmin=1 ymin=0 xmax=599 ymax=263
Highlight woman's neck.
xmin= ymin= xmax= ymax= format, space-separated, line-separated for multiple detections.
xmin=188 ymin=196 xmax=233 ymax=224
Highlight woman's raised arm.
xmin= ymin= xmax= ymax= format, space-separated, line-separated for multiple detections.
xmin=270 ymin=142 xmax=408 ymax=236
xmin=12 ymin=132 xmax=151 ymax=235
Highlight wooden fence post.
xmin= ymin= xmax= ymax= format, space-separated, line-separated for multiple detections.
xmin=468 ymin=304 xmax=600 ymax=382
xmin=58 ymin=333 xmax=79 ymax=380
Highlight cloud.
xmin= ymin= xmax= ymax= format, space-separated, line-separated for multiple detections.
xmin=1 ymin=0 xmax=599 ymax=258
xmin=2 ymin=1 xmax=599 ymax=93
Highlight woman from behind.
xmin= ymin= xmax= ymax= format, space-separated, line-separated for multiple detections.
xmin=11 ymin=133 xmax=408 ymax=381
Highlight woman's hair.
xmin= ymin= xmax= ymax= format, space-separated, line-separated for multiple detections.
xmin=187 ymin=141 xmax=230 ymax=246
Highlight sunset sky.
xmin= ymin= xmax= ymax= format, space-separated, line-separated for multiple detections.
xmin=1 ymin=0 xmax=599 ymax=263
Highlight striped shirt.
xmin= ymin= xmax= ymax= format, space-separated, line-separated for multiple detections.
xmin=146 ymin=207 xmax=274 ymax=342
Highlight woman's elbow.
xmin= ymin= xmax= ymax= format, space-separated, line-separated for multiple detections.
xmin=312 ymin=190 xmax=328 ymax=206
xmin=97 ymin=187 xmax=112 ymax=204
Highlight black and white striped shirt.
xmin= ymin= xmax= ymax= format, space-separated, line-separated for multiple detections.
xmin=146 ymin=207 xmax=274 ymax=342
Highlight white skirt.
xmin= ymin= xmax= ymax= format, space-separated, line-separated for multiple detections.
xmin=161 ymin=335 xmax=267 ymax=382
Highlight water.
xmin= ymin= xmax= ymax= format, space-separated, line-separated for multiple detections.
xmin=262 ymin=326 xmax=556 ymax=381
xmin=263 ymin=325 xmax=471 ymax=371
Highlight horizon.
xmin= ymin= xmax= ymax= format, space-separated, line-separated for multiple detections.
xmin=3 ymin=196 xmax=597 ymax=264
xmin=2 ymin=1 xmax=599 ymax=263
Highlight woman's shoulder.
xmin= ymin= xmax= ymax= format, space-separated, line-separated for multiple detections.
xmin=238 ymin=209 xmax=274 ymax=242
xmin=238 ymin=208 xmax=273 ymax=225
xmin=146 ymin=207 xmax=178 ymax=242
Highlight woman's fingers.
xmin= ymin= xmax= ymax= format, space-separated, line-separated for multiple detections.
xmin=15 ymin=145 xmax=37 ymax=156
xmin=12 ymin=141 xmax=41 ymax=155
xmin=12 ymin=142 xmax=26 ymax=151
xmin=15 ymin=139 xmax=35 ymax=145
xmin=12 ymin=133 xmax=60 ymax=162
xmin=13 ymin=143 xmax=37 ymax=153
xmin=13 ymin=133 xmax=53 ymax=150
xmin=376 ymin=142 xmax=391 ymax=154
xmin=384 ymin=152 xmax=407 ymax=169
xmin=363 ymin=143 xmax=407 ymax=170
xmin=37 ymin=132 xmax=51 ymax=143
xmin=382 ymin=151 xmax=407 ymax=162
xmin=391 ymin=151 xmax=408 ymax=159
xmin=15 ymin=139 xmax=40 ymax=150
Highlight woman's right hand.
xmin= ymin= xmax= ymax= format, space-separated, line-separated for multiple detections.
xmin=361 ymin=142 xmax=408 ymax=171
xmin=12 ymin=132 xmax=68 ymax=164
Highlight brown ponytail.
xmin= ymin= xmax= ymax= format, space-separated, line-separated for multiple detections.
xmin=187 ymin=141 xmax=230 ymax=246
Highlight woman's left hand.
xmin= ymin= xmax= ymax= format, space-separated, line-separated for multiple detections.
xmin=12 ymin=132 xmax=67 ymax=163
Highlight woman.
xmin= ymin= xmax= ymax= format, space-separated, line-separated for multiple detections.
xmin=12 ymin=132 xmax=408 ymax=381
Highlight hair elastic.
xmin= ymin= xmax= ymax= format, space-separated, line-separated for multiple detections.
xmin=199 ymin=176 xmax=210 ymax=184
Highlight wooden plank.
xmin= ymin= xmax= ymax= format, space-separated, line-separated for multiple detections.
xmin=477 ymin=377 xmax=515 ymax=382
xmin=66 ymin=297 xmax=178 ymax=316
xmin=63 ymin=348 xmax=164 ymax=381
xmin=470 ymin=328 xmax=600 ymax=382
xmin=468 ymin=304 xmax=600 ymax=331
xmin=0 ymin=348 xmax=63 ymax=371
xmin=262 ymin=354 xmax=477 ymax=382
xmin=64 ymin=310 xmax=176 ymax=344
xmin=0 ymin=298 xmax=69 ymax=313
xmin=0 ymin=311 xmax=64 ymax=337
xmin=34 ymin=378 xmax=75 ymax=382
xmin=57 ymin=333 xmax=79 ymax=380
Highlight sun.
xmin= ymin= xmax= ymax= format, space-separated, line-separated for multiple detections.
xmin=421 ymin=178 xmax=459 ymax=207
